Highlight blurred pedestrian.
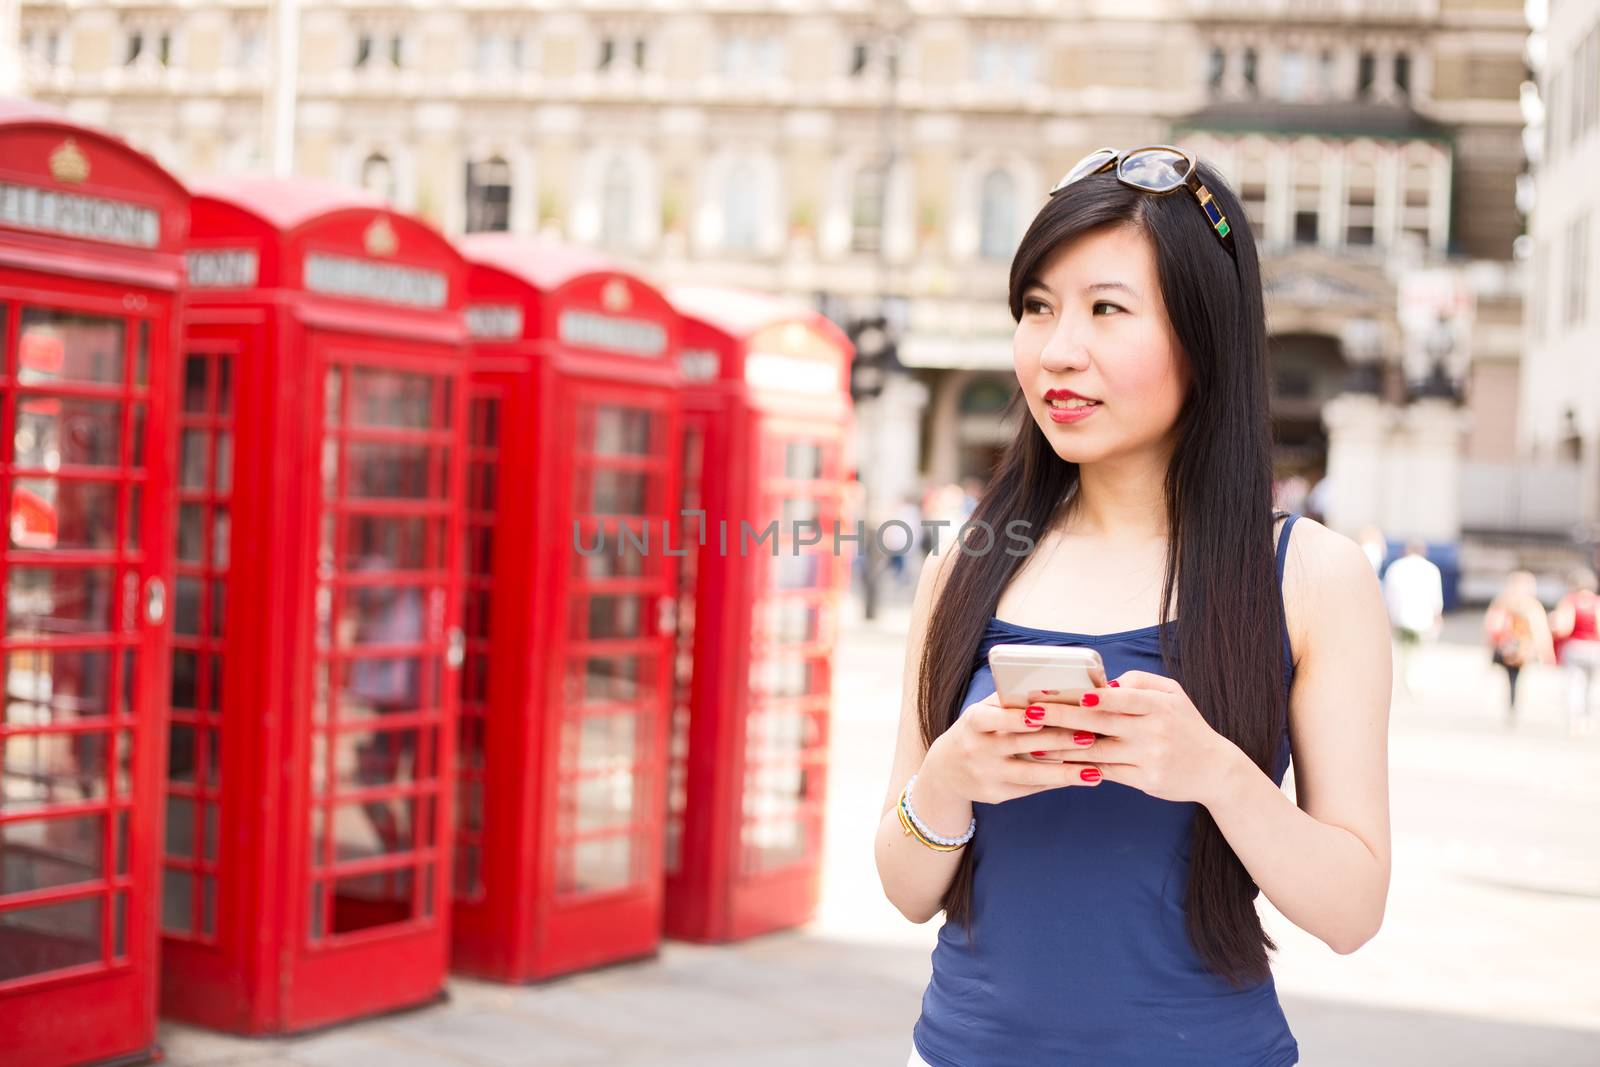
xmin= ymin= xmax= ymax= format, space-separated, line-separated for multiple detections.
xmin=1550 ymin=567 xmax=1600 ymax=736
xmin=1383 ymin=539 xmax=1443 ymax=695
xmin=1356 ymin=525 xmax=1387 ymax=575
xmin=1482 ymin=570 xmax=1555 ymax=724
xmin=887 ymin=493 xmax=923 ymax=591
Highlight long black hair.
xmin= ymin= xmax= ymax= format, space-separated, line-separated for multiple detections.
xmin=917 ymin=161 xmax=1285 ymax=989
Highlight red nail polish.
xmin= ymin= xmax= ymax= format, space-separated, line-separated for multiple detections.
xmin=1109 ymin=680 xmax=1120 ymax=688
xmin=1074 ymin=731 xmax=1095 ymax=746
xmin=1025 ymin=706 xmax=1045 ymax=721
xmin=1080 ymin=768 xmax=1101 ymax=783
xmin=1031 ymin=751 xmax=1046 ymax=758
xmin=1082 ymin=693 xmax=1099 ymax=707
xmin=1026 ymin=704 xmax=1045 ymax=714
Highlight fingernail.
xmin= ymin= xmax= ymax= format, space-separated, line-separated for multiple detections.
xmin=1025 ymin=706 xmax=1045 ymax=721
xmin=1080 ymin=768 xmax=1102 ymax=783
xmin=1109 ymin=680 xmax=1120 ymax=688
xmin=1074 ymin=731 xmax=1095 ymax=746
xmin=1031 ymin=751 xmax=1046 ymax=758
xmin=1082 ymin=693 xmax=1099 ymax=707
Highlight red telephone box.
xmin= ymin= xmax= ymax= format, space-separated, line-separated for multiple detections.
xmin=0 ymin=102 xmax=185 ymax=1067
xmin=451 ymin=234 xmax=682 ymax=981
xmin=661 ymin=285 xmax=853 ymax=943
xmin=162 ymin=176 xmax=467 ymax=1033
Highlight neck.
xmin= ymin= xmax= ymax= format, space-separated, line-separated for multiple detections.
xmin=1064 ymin=444 xmax=1172 ymax=542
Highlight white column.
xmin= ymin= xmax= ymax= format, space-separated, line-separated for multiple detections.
xmin=1388 ymin=399 xmax=1471 ymax=542
xmin=267 ymin=0 xmax=299 ymax=176
xmin=0 ymin=0 xmax=21 ymax=97
xmin=857 ymin=374 xmax=930 ymax=528
xmin=1321 ymin=392 xmax=1391 ymax=537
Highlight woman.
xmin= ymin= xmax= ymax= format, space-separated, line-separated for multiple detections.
xmin=1548 ymin=568 xmax=1598 ymax=734
xmin=873 ymin=147 xmax=1393 ymax=1066
xmin=1482 ymin=570 xmax=1554 ymax=723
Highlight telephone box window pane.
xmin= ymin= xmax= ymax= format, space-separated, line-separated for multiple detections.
xmin=590 ymin=407 xmax=654 ymax=456
xmin=751 ymin=657 xmax=815 ymax=698
xmin=6 ymin=567 xmax=115 ymax=636
xmin=780 ymin=497 xmax=820 ymax=527
xmin=161 ymin=868 xmax=192 ymax=934
xmin=216 ymin=357 xmax=234 ymax=416
xmin=182 ymin=356 xmax=208 ymax=413
xmin=575 ymin=656 xmax=650 ymax=703
xmin=575 ymin=768 xmax=635 ymax=831
xmin=587 ymin=469 xmax=649 ymax=515
xmin=203 ymin=804 xmax=219 ymax=861
xmin=339 ymin=585 xmax=425 ymax=648
xmin=0 ymin=895 xmax=103 ymax=981
xmin=576 ymin=537 xmax=648 ymax=579
xmin=324 ymin=368 xmax=343 ymax=427
xmin=164 ymin=794 xmax=195 ymax=857
xmin=346 ymin=442 xmax=431 ymax=499
xmin=18 ymin=309 xmax=125 ymax=386
xmin=330 ymin=870 xmax=414 ymax=935
xmin=761 ymin=600 xmax=820 ymax=644
xmin=200 ymin=874 xmax=217 ymax=936
xmin=210 ymin=583 xmax=227 ymax=640
xmin=126 ymin=484 xmax=142 ymax=552
xmin=330 ymin=727 xmax=424 ymax=789
xmin=1 ymin=733 xmax=108 ymax=812
xmin=171 ymin=650 xmax=197 ymax=710
xmin=113 ymin=891 xmax=128 ymax=958
xmin=568 ymin=835 xmax=634 ymax=894
xmin=350 ymin=368 xmax=435 ymax=430
xmin=167 ymin=724 xmax=196 ymax=783
xmin=784 ymin=442 xmax=824 ymax=479
xmin=9 ymin=479 xmax=114 ymax=551
xmin=215 ymin=432 xmax=233 ymax=492
xmin=743 ymin=818 xmax=806 ymax=873
xmin=179 ymin=430 xmax=210 ymax=489
xmin=774 ymin=553 xmax=820 ymax=590
xmin=333 ymin=798 xmax=418 ymax=862
xmin=131 ymin=403 xmax=146 ymax=470
xmin=575 ymin=712 xmax=637 ymax=771
xmin=172 ymin=576 xmax=201 ymax=636
xmin=5 ymin=648 xmax=112 ymax=724
xmin=578 ymin=595 xmax=645 ymax=640
xmin=14 ymin=397 xmax=123 ymax=469
xmin=212 ymin=509 xmax=230 ymax=568
xmin=347 ymin=515 xmax=429 ymax=571
xmin=0 ymin=814 xmax=105 ymax=894
xmin=339 ymin=658 xmax=424 ymax=716
xmin=115 ymin=810 xmax=129 ymax=875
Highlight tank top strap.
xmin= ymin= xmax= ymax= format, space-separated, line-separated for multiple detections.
xmin=1275 ymin=512 xmax=1299 ymax=588
xmin=1274 ymin=512 xmax=1300 ymax=677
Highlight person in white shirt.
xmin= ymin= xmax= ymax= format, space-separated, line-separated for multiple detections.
xmin=1382 ymin=540 xmax=1444 ymax=695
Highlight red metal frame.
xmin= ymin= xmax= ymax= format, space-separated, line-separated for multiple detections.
xmin=0 ymin=102 xmax=187 ymax=1067
xmin=163 ymin=177 xmax=468 ymax=1033
xmin=452 ymin=235 xmax=683 ymax=981
xmin=662 ymin=286 xmax=853 ymax=943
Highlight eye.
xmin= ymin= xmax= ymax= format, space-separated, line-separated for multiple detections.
xmin=1022 ymin=298 xmax=1051 ymax=316
xmin=1092 ymin=301 xmax=1124 ymax=316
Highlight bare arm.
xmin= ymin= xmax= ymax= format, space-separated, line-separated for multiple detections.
xmin=1204 ymin=520 xmax=1393 ymax=954
xmin=873 ymin=545 xmax=973 ymax=924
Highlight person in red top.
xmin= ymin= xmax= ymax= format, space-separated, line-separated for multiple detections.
xmin=1550 ymin=567 xmax=1600 ymax=736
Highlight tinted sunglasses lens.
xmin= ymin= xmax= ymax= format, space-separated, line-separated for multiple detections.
xmin=1117 ymin=149 xmax=1191 ymax=192
xmin=1054 ymin=149 xmax=1117 ymax=193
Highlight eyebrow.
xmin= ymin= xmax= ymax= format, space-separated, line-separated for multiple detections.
xmin=1023 ymin=279 xmax=1142 ymax=300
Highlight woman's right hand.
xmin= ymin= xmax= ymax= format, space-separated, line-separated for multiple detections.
xmin=920 ymin=692 xmax=1103 ymax=806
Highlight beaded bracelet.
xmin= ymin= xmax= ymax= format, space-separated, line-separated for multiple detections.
xmin=899 ymin=773 xmax=976 ymax=850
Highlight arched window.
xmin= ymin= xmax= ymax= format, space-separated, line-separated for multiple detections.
xmin=600 ymin=158 xmax=633 ymax=248
xmin=465 ymin=156 xmax=512 ymax=233
xmin=361 ymin=152 xmax=395 ymax=203
xmin=723 ymin=161 xmax=758 ymax=252
xmin=850 ymin=164 xmax=886 ymax=255
xmin=978 ymin=169 xmax=1017 ymax=261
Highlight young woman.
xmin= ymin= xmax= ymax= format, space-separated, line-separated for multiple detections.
xmin=874 ymin=147 xmax=1393 ymax=1066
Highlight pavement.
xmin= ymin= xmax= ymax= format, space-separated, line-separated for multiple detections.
xmin=157 ymin=585 xmax=1600 ymax=1067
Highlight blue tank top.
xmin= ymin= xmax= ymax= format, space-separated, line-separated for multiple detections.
xmin=912 ymin=515 xmax=1302 ymax=1067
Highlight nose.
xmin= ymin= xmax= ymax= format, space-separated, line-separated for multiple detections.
xmin=1038 ymin=312 xmax=1091 ymax=374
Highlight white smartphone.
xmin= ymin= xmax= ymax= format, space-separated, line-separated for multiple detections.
xmin=987 ymin=643 xmax=1107 ymax=763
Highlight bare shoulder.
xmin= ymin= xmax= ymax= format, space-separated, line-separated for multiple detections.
xmin=1277 ymin=515 xmax=1385 ymax=666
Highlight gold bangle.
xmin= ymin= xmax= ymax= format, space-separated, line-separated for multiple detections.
xmin=897 ymin=786 xmax=966 ymax=852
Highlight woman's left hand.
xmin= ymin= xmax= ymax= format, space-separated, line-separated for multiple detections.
xmin=1030 ymin=670 xmax=1246 ymax=806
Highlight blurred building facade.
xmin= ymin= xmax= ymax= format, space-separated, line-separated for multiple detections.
xmin=10 ymin=0 xmax=1530 ymax=540
xmin=1521 ymin=0 xmax=1599 ymax=530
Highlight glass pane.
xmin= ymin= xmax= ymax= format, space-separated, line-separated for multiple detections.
xmin=164 ymin=794 xmax=195 ymax=857
xmin=327 ymin=726 xmax=426 ymax=790
xmin=179 ymin=430 xmax=210 ymax=489
xmin=113 ymin=891 xmax=127 ymax=957
xmin=568 ymin=835 xmax=634 ymax=894
xmin=173 ymin=576 xmax=202 ymax=636
xmin=215 ymin=432 xmax=233 ymax=492
xmin=201 ymin=874 xmax=216 ymax=936
xmin=131 ymin=403 xmax=146 ymax=470
xmin=170 ymin=650 xmax=197 ymax=710
xmin=9 ymin=479 xmax=115 ymax=551
xmin=784 ymin=442 xmax=824 ymax=479
xmin=590 ymin=407 xmax=653 ymax=456
xmin=576 ymin=533 xmax=650 ymax=579
xmin=751 ymin=657 xmax=817 ymax=698
xmin=350 ymin=368 xmax=434 ymax=430
xmin=346 ymin=515 xmax=429 ymax=571
xmin=575 ymin=769 xmax=634 ymax=832
xmin=14 ymin=397 xmax=122 ymax=469
xmin=1 ymin=732 xmax=108 ymax=812
xmin=216 ymin=357 xmax=233 ymax=416
xmin=346 ymin=441 xmax=431 ymax=499
xmin=586 ymin=469 xmax=649 ymax=515
xmin=162 ymin=868 xmax=192 ymax=933
xmin=330 ymin=868 xmax=413 ymax=934
xmin=574 ymin=713 xmax=637 ymax=771
xmin=212 ymin=509 xmax=230 ymax=569
xmin=176 ymin=504 xmax=203 ymax=563
xmin=338 ymin=585 xmax=425 ymax=649
xmin=125 ymin=484 xmax=142 ymax=552
xmin=115 ymin=809 xmax=129 ymax=876
xmin=0 ymin=814 xmax=105 ymax=894
xmin=134 ymin=323 xmax=149 ymax=387
xmin=761 ymin=600 xmax=820 ymax=644
xmin=182 ymin=355 xmax=208 ymax=413
xmin=167 ymin=723 xmax=196 ymax=783
xmin=203 ymin=805 xmax=218 ymax=861
xmin=4 ymin=648 xmax=112 ymax=725
xmin=577 ymin=595 xmax=645 ymax=640
xmin=774 ymin=553 xmax=821 ymax=590
xmin=18 ymin=308 xmax=125 ymax=385
xmin=0 ymin=894 xmax=103 ymax=981
xmin=5 ymin=567 xmax=114 ymax=637
xmin=572 ymin=656 xmax=651 ymax=704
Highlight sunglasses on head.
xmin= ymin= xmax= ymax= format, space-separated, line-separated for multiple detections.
xmin=1050 ymin=145 xmax=1236 ymax=257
